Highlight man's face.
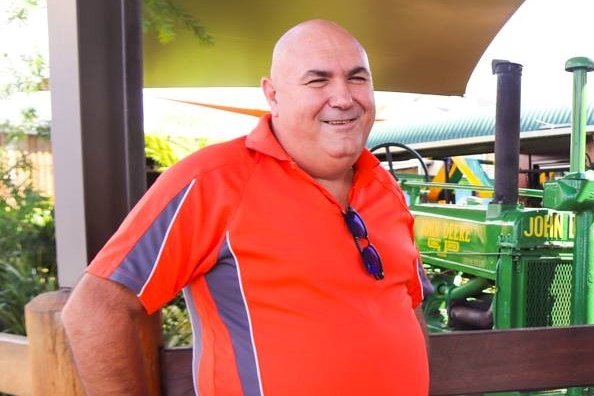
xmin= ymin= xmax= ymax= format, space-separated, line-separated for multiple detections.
xmin=262 ymin=23 xmax=376 ymax=178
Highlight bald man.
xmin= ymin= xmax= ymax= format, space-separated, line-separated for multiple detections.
xmin=63 ymin=19 xmax=429 ymax=395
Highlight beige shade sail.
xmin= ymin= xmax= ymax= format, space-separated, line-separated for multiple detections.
xmin=143 ymin=0 xmax=525 ymax=96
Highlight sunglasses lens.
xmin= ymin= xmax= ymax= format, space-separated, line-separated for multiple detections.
xmin=344 ymin=210 xmax=366 ymax=237
xmin=361 ymin=246 xmax=384 ymax=279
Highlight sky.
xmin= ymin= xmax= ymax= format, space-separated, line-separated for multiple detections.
xmin=466 ymin=0 xmax=594 ymax=107
xmin=1 ymin=0 xmax=594 ymax=140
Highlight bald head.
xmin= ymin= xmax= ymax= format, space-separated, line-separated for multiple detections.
xmin=260 ymin=19 xmax=376 ymax=181
xmin=270 ymin=19 xmax=370 ymax=81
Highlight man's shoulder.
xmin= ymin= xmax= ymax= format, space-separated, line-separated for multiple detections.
xmin=174 ymin=135 xmax=253 ymax=175
xmin=141 ymin=135 xmax=254 ymax=212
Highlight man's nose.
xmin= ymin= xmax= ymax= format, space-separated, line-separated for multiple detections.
xmin=328 ymin=81 xmax=354 ymax=108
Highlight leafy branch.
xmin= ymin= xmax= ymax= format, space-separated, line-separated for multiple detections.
xmin=142 ymin=0 xmax=214 ymax=45
xmin=4 ymin=0 xmax=40 ymax=24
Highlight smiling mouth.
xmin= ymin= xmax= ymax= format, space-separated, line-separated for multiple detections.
xmin=324 ymin=118 xmax=357 ymax=125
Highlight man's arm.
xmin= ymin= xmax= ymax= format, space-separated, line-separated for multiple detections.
xmin=62 ymin=273 xmax=150 ymax=395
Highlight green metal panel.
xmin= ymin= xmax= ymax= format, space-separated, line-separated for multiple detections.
xmin=524 ymin=258 xmax=573 ymax=327
xmin=412 ymin=202 xmax=574 ymax=276
xmin=413 ymin=192 xmax=576 ymax=332
xmin=494 ymin=253 xmax=574 ymax=329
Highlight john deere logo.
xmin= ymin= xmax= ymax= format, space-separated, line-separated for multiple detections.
xmin=523 ymin=213 xmax=574 ymax=239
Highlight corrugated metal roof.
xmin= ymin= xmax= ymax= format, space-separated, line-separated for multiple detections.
xmin=367 ymin=104 xmax=594 ymax=158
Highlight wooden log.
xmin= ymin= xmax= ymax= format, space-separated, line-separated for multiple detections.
xmin=25 ymin=289 xmax=163 ymax=395
xmin=25 ymin=289 xmax=84 ymax=395
xmin=0 ymin=333 xmax=32 ymax=395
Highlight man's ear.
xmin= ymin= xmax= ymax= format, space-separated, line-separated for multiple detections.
xmin=261 ymin=77 xmax=279 ymax=116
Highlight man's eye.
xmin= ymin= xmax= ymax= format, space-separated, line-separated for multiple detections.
xmin=349 ymin=76 xmax=368 ymax=84
xmin=306 ymin=79 xmax=328 ymax=87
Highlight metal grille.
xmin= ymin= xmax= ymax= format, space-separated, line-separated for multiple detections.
xmin=525 ymin=259 xmax=573 ymax=327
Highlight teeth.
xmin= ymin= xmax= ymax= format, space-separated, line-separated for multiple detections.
xmin=328 ymin=120 xmax=350 ymax=125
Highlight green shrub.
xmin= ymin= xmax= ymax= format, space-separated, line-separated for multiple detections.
xmin=145 ymin=133 xmax=207 ymax=170
xmin=0 ymin=147 xmax=56 ymax=335
xmin=161 ymin=293 xmax=192 ymax=347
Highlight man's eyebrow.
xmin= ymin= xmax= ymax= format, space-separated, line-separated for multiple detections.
xmin=301 ymin=70 xmax=332 ymax=80
xmin=300 ymin=66 xmax=370 ymax=81
xmin=348 ymin=66 xmax=371 ymax=77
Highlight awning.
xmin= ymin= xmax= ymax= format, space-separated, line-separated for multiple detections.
xmin=143 ymin=0 xmax=525 ymax=96
xmin=367 ymin=104 xmax=594 ymax=159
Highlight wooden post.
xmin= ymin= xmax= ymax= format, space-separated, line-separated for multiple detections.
xmin=25 ymin=289 xmax=83 ymax=395
xmin=47 ymin=0 xmax=146 ymax=288
xmin=25 ymin=289 xmax=164 ymax=395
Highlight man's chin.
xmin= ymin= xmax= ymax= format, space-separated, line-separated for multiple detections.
xmin=326 ymin=146 xmax=363 ymax=162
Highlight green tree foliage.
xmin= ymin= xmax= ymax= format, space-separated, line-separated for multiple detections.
xmin=142 ymin=0 xmax=213 ymax=45
xmin=145 ymin=133 xmax=208 ymax=170
xmin=0 ymin=53 xmax=48 ymax=97
xmin=0 ymin=0 xmax=56 ymax=336
xmin=0 ymin=107 xmax=49 ymax=137
xmin=0 ymin=146 xmax=56 ymax=335
xmin=4 ymin=0 xmax=39 ymax=23
xmin=5 ymin=0 xmax=214 ymax=47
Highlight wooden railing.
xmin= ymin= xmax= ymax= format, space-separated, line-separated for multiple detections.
xmin=4 ymin=289 xmax=594 ymax=395
xmin=428 ymin=326 xmax=594 ymax=394
xmin=162 ymin=326 xmax=594 ymax=395
xmin=0 ymin=333 xmax=32 ymax=395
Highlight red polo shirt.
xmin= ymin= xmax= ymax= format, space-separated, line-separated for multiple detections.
xmin=88 ymin=114 xmax=429 ymax=395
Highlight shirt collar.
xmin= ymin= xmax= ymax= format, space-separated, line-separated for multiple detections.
xmin=245 ymin=114 xmax=291 ymax=161
xmin=245 ymin=113 xmax=380 ymax=172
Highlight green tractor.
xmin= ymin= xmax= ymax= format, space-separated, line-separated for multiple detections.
xmin=372 ymin=57 xmax=594 ymax=335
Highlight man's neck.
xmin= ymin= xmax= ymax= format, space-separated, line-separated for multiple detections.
xmin=314 ymin=167 xmax=354 ymax=208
